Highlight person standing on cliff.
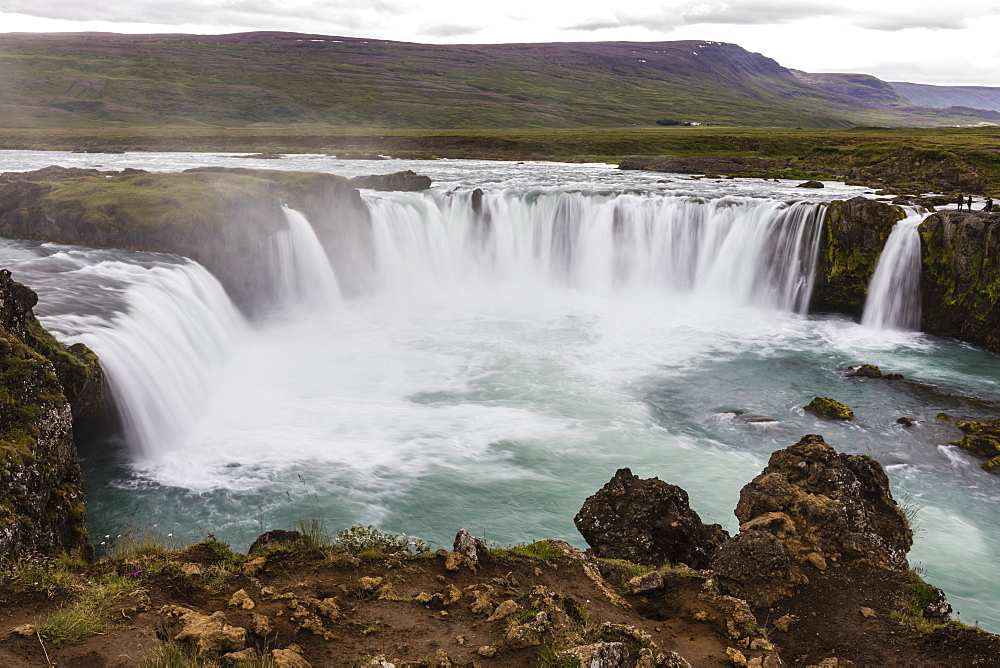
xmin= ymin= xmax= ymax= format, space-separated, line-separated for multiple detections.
xmin=967 ymin=196 xmax=974 ymax=212
xmin=957 ymin=193 xmax=965 ymax=209
xmin=986 ymin=196 xmax=994 ymax=213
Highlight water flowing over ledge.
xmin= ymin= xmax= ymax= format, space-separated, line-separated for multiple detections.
xmin=862 ymin=209 xmax=928 ymax=331
xmin=367 ymin=191 xmax=826 ymax=314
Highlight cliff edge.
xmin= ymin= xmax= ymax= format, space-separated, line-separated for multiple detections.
xmin=0 ymin=269 xmax=102 ymax=565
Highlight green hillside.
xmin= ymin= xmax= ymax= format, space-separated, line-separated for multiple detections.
xmin=0 ymin=32 xmax=996 ymax=130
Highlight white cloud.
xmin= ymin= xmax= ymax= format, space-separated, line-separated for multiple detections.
xmin=2 ymin=0 xmax=1000 ymax=85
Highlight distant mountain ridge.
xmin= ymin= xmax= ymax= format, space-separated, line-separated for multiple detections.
xmin=890 ymin=82 xmax=1000 ymax=113
xmin=0 ymin=31 xmax=996 ymax=129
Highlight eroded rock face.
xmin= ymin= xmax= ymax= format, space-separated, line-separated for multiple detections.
xmin=349 ymin=170 xmax=431 ymax=191
xmin=812 ymin=197 xmax=905 ymax=315
xmin=921 ymin=210 xmax=1000 ymax=353
xmin=713 ymin=435 xmax=912 ymax=606
xmin=0 ymin=270 xmax=94 ymax=564
xmin=575 ymin=468 xmax=729 ymax=568
xmin=0 ymin=167 xmax=372 ymax=312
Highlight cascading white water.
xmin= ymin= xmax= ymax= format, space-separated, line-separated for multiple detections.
xmin=72 ymin=261 xmax=248 ymax=461
xmin=861 ymin=210 xmax=927 ymax=331
xmin=65 ymin=204 xmax=346 ymax=461
xmin=367 ymin=191 xmax=826 ymax=314
xmin=270 ymin=205 xmax=343 ymax=312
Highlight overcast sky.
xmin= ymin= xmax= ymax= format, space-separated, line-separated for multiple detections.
xmin=2 ymin=0 xmax=999 ymax=86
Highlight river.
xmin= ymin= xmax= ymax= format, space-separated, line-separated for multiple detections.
xmin=2 ymin=151 xmax=999 ymax=631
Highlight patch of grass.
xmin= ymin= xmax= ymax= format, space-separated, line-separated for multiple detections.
xmin=597 ymin=558 xmax=655 ymax=578
xmin=893 ymin=569 xmax=948 ymax=633
xmin=139 ymin=640 xmax=278 ymax=667
xmin=493 ymin=541 xmax=566 ymax=562
xmin=108 ymin=527 xmax=179 ymax=561
xmin=35 ymin=575 xmax=141 ymax=643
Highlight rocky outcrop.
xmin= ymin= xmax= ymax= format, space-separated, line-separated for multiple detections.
xmin=0 ymin=270 xmax=96 ymax=564
xmin=713 ymin=435 xmax=913 ymax=606
xmin=575 ymin=468 xmax=729 ymax=568
xmin=804 ymin=397 xmax=854 ymax=420
xmin=811 ymin=197 xmax=904 ymax=315
xmin=920 ymin=209 xmax=1000 ymax=352
xmin=950 ymin=419 xmax=1000 ymax=472
xmin=0 ymin=166 xmax=372 ymax=312
xmin=348 ymin=170 xmax=431 ymax=191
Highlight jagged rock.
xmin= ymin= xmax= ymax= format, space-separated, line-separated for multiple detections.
xmin=711 ymin=529 xmax=804 ymax=607
xmin=503 ymin=611 xmax=550 ymax=649
xmin=726 ymin=435 xmax=912 ymax=602
xmin=349 ymin=170 xmax=431 ymax=191
xmin=162 ymin=606 xmax=246 ymax=657
xmin=557 ymin=642 xmax=631 ymax=666
xmin=812 ymin=197 xmax=905 ymax=315
xmin=0 ymin=270 xmax=94 ymax=565
xmin=804 ymin=397 xmax=854 ymax=420
xmin=797 ymin=180 xmax=824 ymax=188
xmin=920 ymin=209 xmax=1000 ymax=353
xmin=575 ymin=468 xmax=729 ymax=568
xmin=846 ymin=364 xmax=903 ymax=380
xmin=228 ymin=589 xmax=255 ymax=610
xmin=628 ymin=571 xmax=665 ymax=594
xmin=221 ymin=648 xmax=257 ymax=664
xmin=252 ymin=613 xmax=275 ymax=636
xmin=452 ymin=528 xmax=492 ymax=571
xmin=248 ymin=529 xmax=303 ymax=555
xmin=952 ymin=419 xmax=1000 ymax=472
xmin=272 ymin=645 xmax=312 ymax=667
xmin=486 ymin=599 xmax=519 ymax=621
xmin=726 ymin=647 xmax=749 ymax=666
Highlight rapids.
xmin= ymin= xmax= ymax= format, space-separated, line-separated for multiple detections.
xmin=2 ymin=153 xmax=1000 ymax=631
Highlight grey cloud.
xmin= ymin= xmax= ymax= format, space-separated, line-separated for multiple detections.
xmin=610 ymin=1 xmax=843 ymax=31
xmin=1 ymin=0 xmax=413 ymax=30
xmin=565 ymin=19 xmax=623 ymax=31
xmin=853 ymin=14 xmax=968 ymax=31
xmin=417 ymin=23 xmax=483 ymax=38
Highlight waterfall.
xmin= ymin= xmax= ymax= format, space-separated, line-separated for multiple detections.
xmin=365 ymin=191 xmax=826 ymax=314
xmin=861 ymin=210 xmax=926 ymax=331
xmin=72 ymin=261 xmax=248 ymax=461
xmin=270 ymin=206 xmax=343 ymax=312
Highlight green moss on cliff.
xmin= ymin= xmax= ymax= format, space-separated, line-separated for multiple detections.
xmin=812 ymin=198 xmax=905 ymax=314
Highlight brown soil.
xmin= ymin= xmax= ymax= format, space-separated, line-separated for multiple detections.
xmin=0 ymin=541 xmax=997 ymax=667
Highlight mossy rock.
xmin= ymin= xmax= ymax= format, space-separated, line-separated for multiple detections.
xmin=952 ymin=420 xmax=1000 ymax=459
xmin=804 ymin=396 xmax=854 ymax=420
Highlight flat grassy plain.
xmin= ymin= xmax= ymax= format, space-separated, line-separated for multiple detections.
xmin=3 ymin=125 xmax=1000 ymax=191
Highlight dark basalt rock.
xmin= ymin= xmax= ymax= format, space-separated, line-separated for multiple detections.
xmin=711 ymin=529 xmax=803 ymax=607
xmin=712 ymin=435 xmax=913 ymax=607
xmin=574 ymin=468 xmax=729 ymax=568
xmin=797 ymin=180 xmax=824 ymax=188
xmin=248 ymin=529 xmax=304 ymax=556
xmin=920 ymin=210 xmax=1000 ymax=354
xmin=735 ymin=435 xmax=912 ymax=571
xmin=0 ymin=270 xmax=96 ymax=564
xmin=349 ymin=170 xmax=432 ymax=191
xmin=811 ymin=196 xmax=905 ymax=315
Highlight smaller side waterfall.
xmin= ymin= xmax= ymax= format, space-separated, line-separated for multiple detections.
xmin=271 ymin=206 xmax=343 ymax=312
xmin=861 ymin=211 xmax=927 ymax=331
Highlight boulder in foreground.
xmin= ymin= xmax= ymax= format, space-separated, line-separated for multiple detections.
xmin=574 ymin=467 xmax=729 ymax=568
